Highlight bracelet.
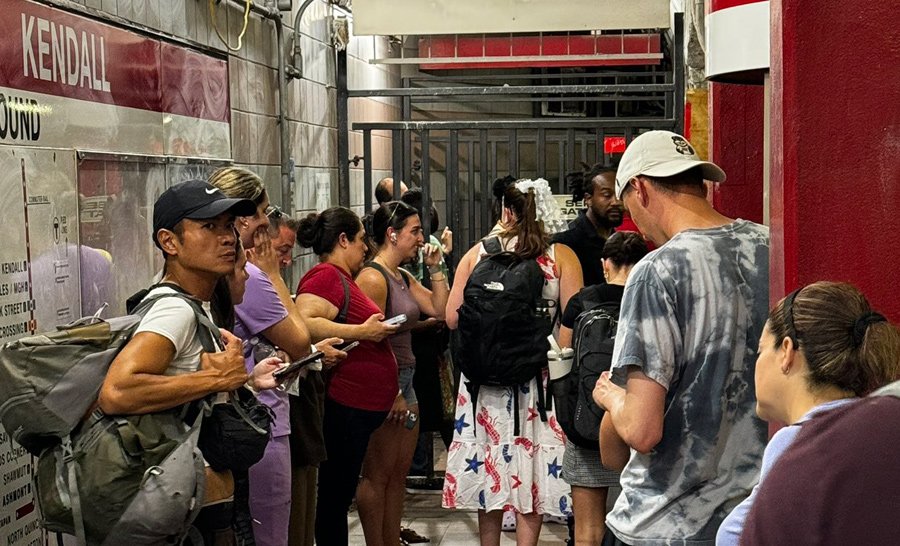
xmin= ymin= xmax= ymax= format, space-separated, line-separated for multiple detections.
xmin=429 ymin=274 xmax=447 ymax=282
xmin=244 ymin=380 xmax=259 ymax=395
xmin=428 ymin=265 xmax=442 ymax=275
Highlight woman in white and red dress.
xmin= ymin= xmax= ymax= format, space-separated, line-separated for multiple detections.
xmin=443 ymin=178 xmax=583 ymax=546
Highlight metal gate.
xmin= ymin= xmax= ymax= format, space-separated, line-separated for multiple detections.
xmin=338 ymin=15 xmax=684 ymax=266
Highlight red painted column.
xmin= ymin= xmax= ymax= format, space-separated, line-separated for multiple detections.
xmin=706 ymin=0 xmax=768 ymax=225
xmin=708 ymin=82 xmax=765 ymax=224
xmin=770 ymin=0 xmax=900 ymax=317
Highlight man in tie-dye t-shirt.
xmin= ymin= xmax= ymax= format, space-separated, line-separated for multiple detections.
xmin=593 ymin=131 xmax=769 ymax=546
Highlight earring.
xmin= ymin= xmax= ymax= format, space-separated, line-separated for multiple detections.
xmin=390 ymin=233 xmax=398 ymax=244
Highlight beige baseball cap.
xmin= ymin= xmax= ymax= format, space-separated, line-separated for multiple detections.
xmin=615 ymin=130 xmax=726 ymax=199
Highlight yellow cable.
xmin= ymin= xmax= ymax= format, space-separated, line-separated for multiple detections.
xmin=209 ymin=0 xmax=252 ymax=52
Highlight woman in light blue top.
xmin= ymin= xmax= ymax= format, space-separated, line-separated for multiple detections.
xmin=717 ymin=281 xmax=900 ymax=545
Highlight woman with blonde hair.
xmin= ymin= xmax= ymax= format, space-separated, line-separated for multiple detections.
xmin=715 ymin=281 xmax=900 ymax=545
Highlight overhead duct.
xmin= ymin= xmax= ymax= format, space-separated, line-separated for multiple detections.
xmin=352 ymin=0 xmax=670 ymax=36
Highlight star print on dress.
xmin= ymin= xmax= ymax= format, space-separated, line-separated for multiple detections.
xmin=454 ymin=414 xmax=470 ymax=434
xmin=547 ymin=457 xmax=562 ymax=479
xmin=441 ymin=243 xmax=573 ymax=518
xmin=465 ymin=455 xmax=484 ymax=473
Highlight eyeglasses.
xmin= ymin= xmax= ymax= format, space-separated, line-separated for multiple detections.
xmin=783 ymin=287 xmax=803 ymax=348
xmin=266 ymin=205 xmax=283 ymax=219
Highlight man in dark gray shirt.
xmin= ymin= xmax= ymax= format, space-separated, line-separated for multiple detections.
xmin=593 ymin=131 xmax=769 ymax=545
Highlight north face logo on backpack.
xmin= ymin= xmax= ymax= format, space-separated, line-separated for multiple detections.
xmin=452 ymin=237 xmax=552 ymax=389
xmin=451 ymin=236 xmax=556 ymax=435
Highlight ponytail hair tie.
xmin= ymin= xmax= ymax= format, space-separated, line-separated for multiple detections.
xmin=852 ymin=311 xmax=886 ymax=346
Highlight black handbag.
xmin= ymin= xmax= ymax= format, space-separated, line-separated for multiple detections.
xmin=198 ymin=387 xmax=274 ymax=472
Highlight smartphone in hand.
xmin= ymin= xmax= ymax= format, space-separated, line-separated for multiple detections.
xmin=273 ymin=350 xmax=324 ymax=380
xmin=384 ymin=314 xmax=408 ymax=326
xmin=334 ymin=340 xmax=360 ymax=352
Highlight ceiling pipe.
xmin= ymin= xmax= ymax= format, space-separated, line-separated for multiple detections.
xmin=286 ymin=0 xmax=317 ymax=80
xmin=221 ymin=0 xmax=294 ymax=214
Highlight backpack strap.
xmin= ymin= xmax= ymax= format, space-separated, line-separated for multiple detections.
xmin=62 ymin=435 xmax=87 ymax=546
xmin=507 ymin=379 xmax=548 ymax=436
xmin=482 ymin=236 xmax=503 ymax=255
xmin=465 ymin=380 xmax=480 ymax=425
xmin=132 ymin=289 xmax=220 ymax=353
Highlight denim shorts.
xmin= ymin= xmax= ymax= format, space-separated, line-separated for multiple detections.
xmin=398 ymin=366 xmax=418 ymax=406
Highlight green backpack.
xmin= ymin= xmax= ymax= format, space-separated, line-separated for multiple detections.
xmin=0 ymin=290 xmax=218 ymax=545
xmin=36 ymin=404 xmax=208 ymax=545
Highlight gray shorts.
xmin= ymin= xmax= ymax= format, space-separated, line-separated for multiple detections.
xmin=562 ymin=439 xmax=620 ymax=488
xmin=398 ymin=366 xmax=418 ymax=406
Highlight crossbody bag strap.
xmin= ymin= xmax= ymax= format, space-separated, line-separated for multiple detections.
xmin=364 ymin=261 xmax=393 ymax=310
xmin=336 ymin=273 xmax=351 ymax=324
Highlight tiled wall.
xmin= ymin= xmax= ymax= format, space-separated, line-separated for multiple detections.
xmin=63 ymin=0 xmax=401 ymax=282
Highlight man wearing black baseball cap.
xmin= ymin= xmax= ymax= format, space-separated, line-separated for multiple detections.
xmin=152 ymin=179 xmax=257 ymax=249
xmin=96 ymin=179 xmax=283 ymax=544
xmin=100 ymin=177 xmax=266 ymax=415
xmin=592 ymin=131 xmax=770 ymax=545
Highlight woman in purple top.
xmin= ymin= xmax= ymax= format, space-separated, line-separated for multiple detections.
xmin=716 ymin=281 xmax=900 ymax=545
xmin=356 ymin=201 xmax=450 ymax=546
xmin=209 ymin=167 xmax=344 ymax=546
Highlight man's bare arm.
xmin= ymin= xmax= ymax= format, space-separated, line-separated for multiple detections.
xmin=599 ymin=411 xmax=631 ymax=471
xmin=99 ymin=330 xmax=247 ymax=415
xmin=295 ymin=293 xmax=397 ymax=343
xmin=593 ymin=368 xmax=666 ymax=454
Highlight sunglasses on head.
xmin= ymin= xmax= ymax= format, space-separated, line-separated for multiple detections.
xmin=386 ymin=202 xmax=401 ymax=225
xmin=266 ymin=205 xmax=283 ymax=219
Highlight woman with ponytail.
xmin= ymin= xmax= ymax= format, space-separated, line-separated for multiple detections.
xmin=355 ymin=200 xmax=450 ymax=546
xmin=443 ymin=179 xmax=584 ymax=546
xmin=716 ymin=281 xmax=900 ymax=545
xmin=293 ymin=207 xmax=401 ymax=546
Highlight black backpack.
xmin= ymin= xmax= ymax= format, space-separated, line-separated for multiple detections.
xmin=551 ymin=287 xmax=620 ymax=450
xmin=452 ymin=237 xmax=554 ymax=433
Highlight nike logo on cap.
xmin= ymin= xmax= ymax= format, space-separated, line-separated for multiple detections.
xmin=205 ymin=187 xmax=218 ymax=194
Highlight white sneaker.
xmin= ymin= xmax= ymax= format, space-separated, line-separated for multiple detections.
xmin=502 ymin=509 xmax=517 ymax=532
xmin=543 ymin=514 xmax=568 ymax=525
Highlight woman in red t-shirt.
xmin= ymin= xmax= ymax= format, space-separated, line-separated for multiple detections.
xmin=294 ymin=207 xmax=400 ymax=546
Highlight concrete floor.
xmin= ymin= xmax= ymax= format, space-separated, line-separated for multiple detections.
xmin=347 ymin=492 xmax=570 ymax=545
xmin=347 ymin=433 xmax=569 ymax=545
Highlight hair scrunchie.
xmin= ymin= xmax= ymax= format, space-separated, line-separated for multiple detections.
xmin=513 ymin=178 xmax=568 ymax=235
xmin=852 ymin=311 xmax=886 ymax=346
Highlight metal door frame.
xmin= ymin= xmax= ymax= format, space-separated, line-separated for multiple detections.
xmin=336 ymin=14 xmax=685 ymax=264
